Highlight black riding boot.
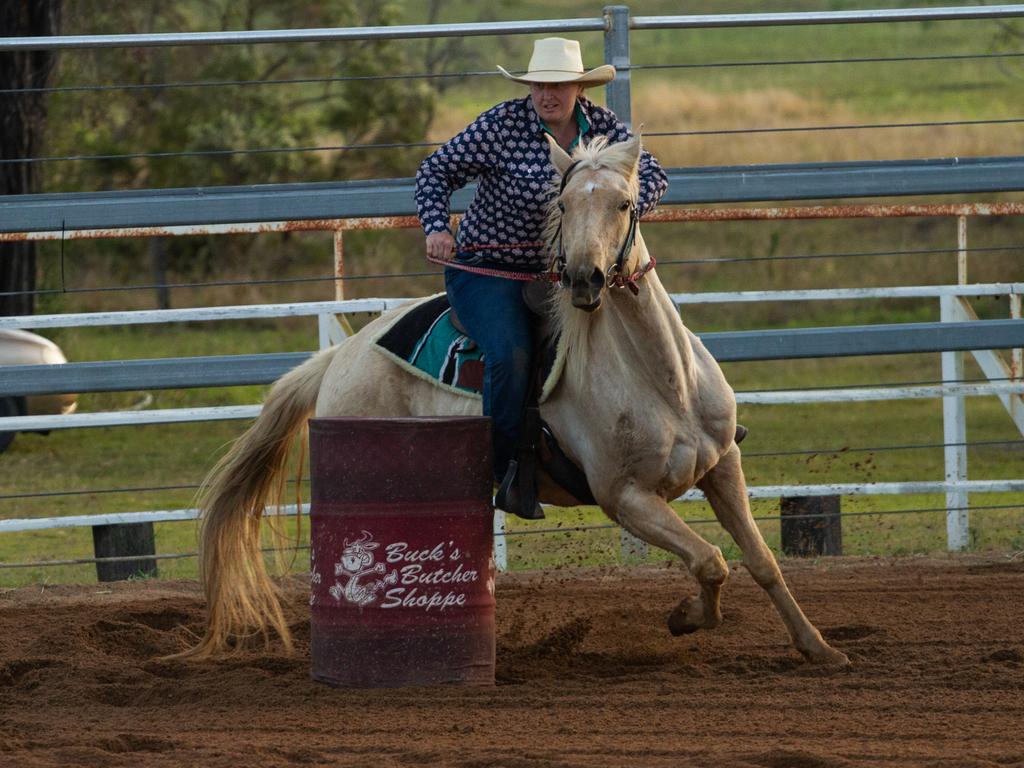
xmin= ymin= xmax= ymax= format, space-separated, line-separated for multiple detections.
xmin=495 ymin=460 xmax=545 ymax=520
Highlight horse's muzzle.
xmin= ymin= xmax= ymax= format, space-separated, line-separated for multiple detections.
xmin=565 ymin=266 xmax=605 ymax=311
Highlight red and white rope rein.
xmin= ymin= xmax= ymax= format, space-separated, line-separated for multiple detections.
xmin=460 ymin=241 xmax=546 ymax=252
xmin=608 ymin=254 xmax=657 ymax=295
xmin=426 ymin=241 xmax=657 ymax=289
xmin=426 ymin=241 xmax=559 ymax=282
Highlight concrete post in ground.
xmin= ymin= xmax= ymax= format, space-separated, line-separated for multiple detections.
xmin=940 ymin=294 xmax=969 ymax=551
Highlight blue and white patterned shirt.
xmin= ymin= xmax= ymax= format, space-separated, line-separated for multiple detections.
xmin=415 ymin=95 xmax=668 ymax=273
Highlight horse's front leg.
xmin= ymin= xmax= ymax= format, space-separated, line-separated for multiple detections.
xmin=610 ymin=483 xmax=730 ymax=634
xmin=698 ymin=446 xmax=850 ymax=666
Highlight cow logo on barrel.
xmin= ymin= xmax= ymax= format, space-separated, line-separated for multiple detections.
xmin=328 ymin=530 xmax=398 ymax=607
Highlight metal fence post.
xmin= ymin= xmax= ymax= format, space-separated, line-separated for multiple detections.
xmin=334 ymin=229 xmax=346 ymax=302
xmin=319 ymin=227 xmax=353 ymax=345
xmin=604 ymin=4 xmax=647 ymax=563
xmin=1013 ymin=293 xmax=1023 ymax=385
xmin=940 ymin=294 xmax=969 ymax=550
xmin=603 ymin=5 xmax=632 ymax=127
xmin=956 ymin=215 xmax=969 ymax=283
xmin=493 ymin=509 xmax=508 ymax=572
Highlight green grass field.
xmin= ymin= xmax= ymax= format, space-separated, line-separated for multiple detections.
xmin=2 ymin=1 xmax=1024 ymax=587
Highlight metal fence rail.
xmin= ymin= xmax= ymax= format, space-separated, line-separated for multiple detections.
xmin=630 ymin=6 xmax=1024 ymax=29
xmin=4 ymin=437 xmax=1021 ymax=502
xmin=3 ymin=319 xmax=1022 ymax=399
xmin=5 ymin=499 xmax=1024 ymax=571
xmin=5 ymin=157 xmax=1024 ymax=234
xmin=4 ymin=482 xmax=1023 ymax=536
xmin=2 ymin=5 xmax=1022 ymax=52
xmin=5 ymin=383 xmax=1024 ymax=434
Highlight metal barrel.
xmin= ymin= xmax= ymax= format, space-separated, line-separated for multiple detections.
xmin=308 ymin=416 xmax=495 ymax=687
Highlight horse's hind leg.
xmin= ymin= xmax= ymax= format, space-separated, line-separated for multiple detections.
xmin=697 ymin=447 xmax=849 ymax=666
xmin=612 ymin=485 xmax=729 ymax=633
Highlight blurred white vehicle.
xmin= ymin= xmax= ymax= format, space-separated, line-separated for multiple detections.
xmin=0 ymin=329 xmax=77 ymax=453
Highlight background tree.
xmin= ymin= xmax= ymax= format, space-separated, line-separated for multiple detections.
xmin=37 ymin=0 xmax=436 ymax=303
xmin=3 ymin=1 xmax=531 ymax=312
xmin=46 ymin=0 xmax=435 ymax=192
xmin=0 ymin=1 xmax=62 ymax=318
xmin=993 ymin=18 xmax=1024 ymax=81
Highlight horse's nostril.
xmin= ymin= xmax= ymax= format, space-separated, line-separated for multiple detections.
xmin=560 ymin=270 xmax=571 ymax=289
xmin=590 ymin=267 xmax=604 ymax=288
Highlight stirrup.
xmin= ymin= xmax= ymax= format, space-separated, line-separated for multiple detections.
xmin=495 ymin=461 xmax=545 ymax=521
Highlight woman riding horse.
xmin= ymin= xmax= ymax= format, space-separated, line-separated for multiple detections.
xmin=187 ymin=37 xmax=830 ymax=667
xmin=187 ymin=129 xmax=846 ymax=667
xmin=415 ymin=38 xmax=668 ymax=519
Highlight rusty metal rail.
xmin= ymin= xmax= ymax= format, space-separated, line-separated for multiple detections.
xmin=4 ymin=202 xmax=1021 ymax=302
xmin=6 ymin=202 xmax=1023 ymax=242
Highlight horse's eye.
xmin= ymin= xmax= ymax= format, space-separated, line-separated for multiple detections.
xmin=619 ymin=200 xmax=630 ymax=211
xmin=558 ymin=201 xmax=565 ymax=213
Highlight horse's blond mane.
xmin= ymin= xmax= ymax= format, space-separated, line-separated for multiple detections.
xmin=542 ymin=135 xmax=643 ymax=383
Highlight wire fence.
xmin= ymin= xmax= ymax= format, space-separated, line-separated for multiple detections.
xmin=658 ymin=244 xmax=1024 ymax=267
xmin=5 ymin=116 xmax=1024 ymax=166
xmin=2 ymin=243 xmax=1022 ymax=300
xmin=2 ymin=435 xmax=1021 ymax=503
xmin=645 ymin=117 xmax=1024 ymax=140
xmin=4 ymin=49 xmax=1023 ymax=98
xmin=631 ymin=51 xmax=1024 ymax=70
xmin=0 ymin=140 xmax=444 ymax=166
xmin=0 ymin=69 xmax=506 ymax=97
xmin=1 ymin=502 xmax=1019 ymax=571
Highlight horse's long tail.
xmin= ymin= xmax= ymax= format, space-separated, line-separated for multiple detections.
xmin=183 ymin=344 xmax=340 ymax=659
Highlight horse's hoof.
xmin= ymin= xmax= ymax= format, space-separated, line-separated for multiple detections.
xmin=667 ymin=596 xmax=716 ymax=636
xmin=805 ymin=645 xmax=851 ymax=668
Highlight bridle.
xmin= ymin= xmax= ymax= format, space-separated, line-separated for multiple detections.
xmin=550 ymin=161 xmax=656 ymax=297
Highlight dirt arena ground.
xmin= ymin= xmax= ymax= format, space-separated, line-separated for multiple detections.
xmin=2 ymin=554 xmax=1023 ymax=768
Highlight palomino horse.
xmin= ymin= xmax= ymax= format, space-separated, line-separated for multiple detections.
xmin=188 ymin=135 xmax=849 ymax=667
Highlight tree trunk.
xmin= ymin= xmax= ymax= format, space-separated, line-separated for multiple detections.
xmin=0 ymin=1 xmax=62 ymax=318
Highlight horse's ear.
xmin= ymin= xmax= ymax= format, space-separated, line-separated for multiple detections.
xmin=620 ymin=132 xmax=642 ymax=177
xmin=600 ymin=132 xmax=642 ymax=181
xmin=545 ymin=133 xmax=574 ymax=176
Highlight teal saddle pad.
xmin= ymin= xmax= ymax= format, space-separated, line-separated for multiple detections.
xmin=375 ymin=295 xmax=485 ymax=394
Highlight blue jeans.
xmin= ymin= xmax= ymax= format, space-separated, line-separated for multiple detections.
xmin=445 ymin=266 xmax=533 ymax=481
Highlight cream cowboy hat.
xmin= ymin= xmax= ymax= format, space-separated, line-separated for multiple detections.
xmin=497 ymin=37 xmax=615 ymax=88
